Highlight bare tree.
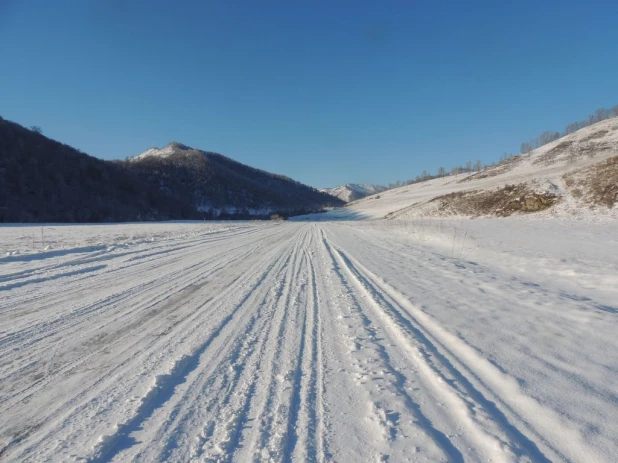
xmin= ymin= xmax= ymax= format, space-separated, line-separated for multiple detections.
xmin=564 ymin=121 xmax=580 ymax=135
xmin=539 ymin=131 xmax=560 ymax=146
xmin=520 ymin=142 xmax=531 ymax=154
xmin=595 ymin=108 xmax=610 ymax=122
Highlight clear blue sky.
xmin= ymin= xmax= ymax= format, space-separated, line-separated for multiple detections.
xmin=1 ymin=0 xmax=617 ymax=188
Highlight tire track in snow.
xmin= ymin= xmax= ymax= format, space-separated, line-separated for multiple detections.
xmin=5 ymin=221 xmax=608 ymax=461
xmin=0 ymin=225 xmax=277 ymax=354
xmin=150 ymin=230 xmax=302 ymax=462
xmin=317 ymin=227 xmax=465 ymax=462
xmin=0 ymin=236 xmax=264 ymax=413
xmin=288 ymin=229 xmax=328 ymax=463
xmin=0 ymin=223 xmax=275 ymax=341
xmin=154 ymin=225 xmax=311 ymax=463
xmin=0 ymin=224 xmax=302 ymax=461
xmin=324 ymin=228 xmax=601 ymax=462
xmin=2 ymin=225 xmax=283 ymax=353
xmin=0 ymin=224 xmax=248 ymax=308
xmin=1 ymin=238 xmax=220 ymax=356
xmin=280 ymin=245 xmax=311 ymax=462
xmin=239 ymin=227 xmax=310 ymax=462
xmin=87 ymin=228 xmax=303 ymax=463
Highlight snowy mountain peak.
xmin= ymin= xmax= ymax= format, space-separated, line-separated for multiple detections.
xmin=320 ymin=183 xmax=387 ymax=203
xmin=167 ymin=141 xmax=191 ymax=150
xmin=131 ymin=142 xmax=193 ymax=161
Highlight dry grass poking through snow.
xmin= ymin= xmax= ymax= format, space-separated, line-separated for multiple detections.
xmin=431 ymin=184 xmax=558 ymax=217
xmin=458 ymin=155 xmax=523 ymax=182
xmin=564 ymin=156 xmax=618 ymax=209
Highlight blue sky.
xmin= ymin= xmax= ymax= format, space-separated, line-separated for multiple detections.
xmin=1 ymin=0 xmax=617 ymax=188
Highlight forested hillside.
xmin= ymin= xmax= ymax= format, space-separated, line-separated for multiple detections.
xmin=125 ymin=143 xmax=343 ymax=218
xmin=0 ymin=117 xmax=340 ymax=222
xmin=0 ymin=117 xmax=194 ymax=222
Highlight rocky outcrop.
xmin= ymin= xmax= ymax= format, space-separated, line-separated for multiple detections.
xmin=433 ymin=184 xmax=558 ymax=217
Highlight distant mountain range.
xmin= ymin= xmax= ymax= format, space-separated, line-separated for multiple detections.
xmin=319 ymin=184 xmax=387 ymax=203
xmin=0 ymin=116 xmax=343 ymax=222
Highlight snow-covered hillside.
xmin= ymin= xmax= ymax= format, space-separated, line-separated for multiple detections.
xmin=1 ymin=219 xmax=617 ymax=461
xmin=319 ymin=117 xmax=618 ymax=221
xmin=320 ymin=183 xmax=387 ymax=202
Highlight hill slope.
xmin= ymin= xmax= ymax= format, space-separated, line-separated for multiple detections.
xmin=316 ymin=117 xmax=618 ymax=221
xmin=0 ymin=117 xmax=193 ymax=222
xmin=125 ymin=143 xmax=343 ymax=218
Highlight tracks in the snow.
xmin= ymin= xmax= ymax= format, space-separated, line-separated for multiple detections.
xmin=319 ymin=225 xmax=603 ymax=463
xmin=91 ymin=225 xmax=331 ymax=462
xmin=0 ymin=222 xmax=607 ymax=462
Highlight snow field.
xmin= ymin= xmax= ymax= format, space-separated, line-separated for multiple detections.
xmin=1 ymin=220 xmax=617 ymax=462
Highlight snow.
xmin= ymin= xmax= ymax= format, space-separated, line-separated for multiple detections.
xmin=320 ymin=184 xmax=386 ymax=203
xmin=130 ymin=142 xmax=191 ymax=161
xmin=1 ymin=218 xmax=617 ymax=462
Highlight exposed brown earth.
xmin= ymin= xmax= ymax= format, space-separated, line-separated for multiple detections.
xmin=431 ymin=184 xmax=558 ymax=217
xmin=533 ymin=134 xmax=614 ymax=166
xmin=532 ymin=141 xmax=574 ymax=166
xmin=564 ymin=156 xmax=618 ymax=208
xmin=581 ymin=130 xmax=609 ymax=142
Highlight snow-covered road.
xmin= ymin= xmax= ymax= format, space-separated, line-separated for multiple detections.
xmin=1 ymin=221 xmax=617 ymax=462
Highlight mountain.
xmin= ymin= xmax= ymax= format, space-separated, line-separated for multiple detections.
xmin=313 ymin=117 xmax=618 ymax=221
xmin=125 ymin=142 xmax=343 ymax=218
xmin=319 ymin=184 xmax=387 ymax=203
xmin=0 ymin=117 xmax=342 ymax=222
xmin=0 ymin=117 xmax=194 ymax=222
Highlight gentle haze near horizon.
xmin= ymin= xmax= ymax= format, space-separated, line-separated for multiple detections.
xmin=1 ymin=0 xmax=617 ymax=188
